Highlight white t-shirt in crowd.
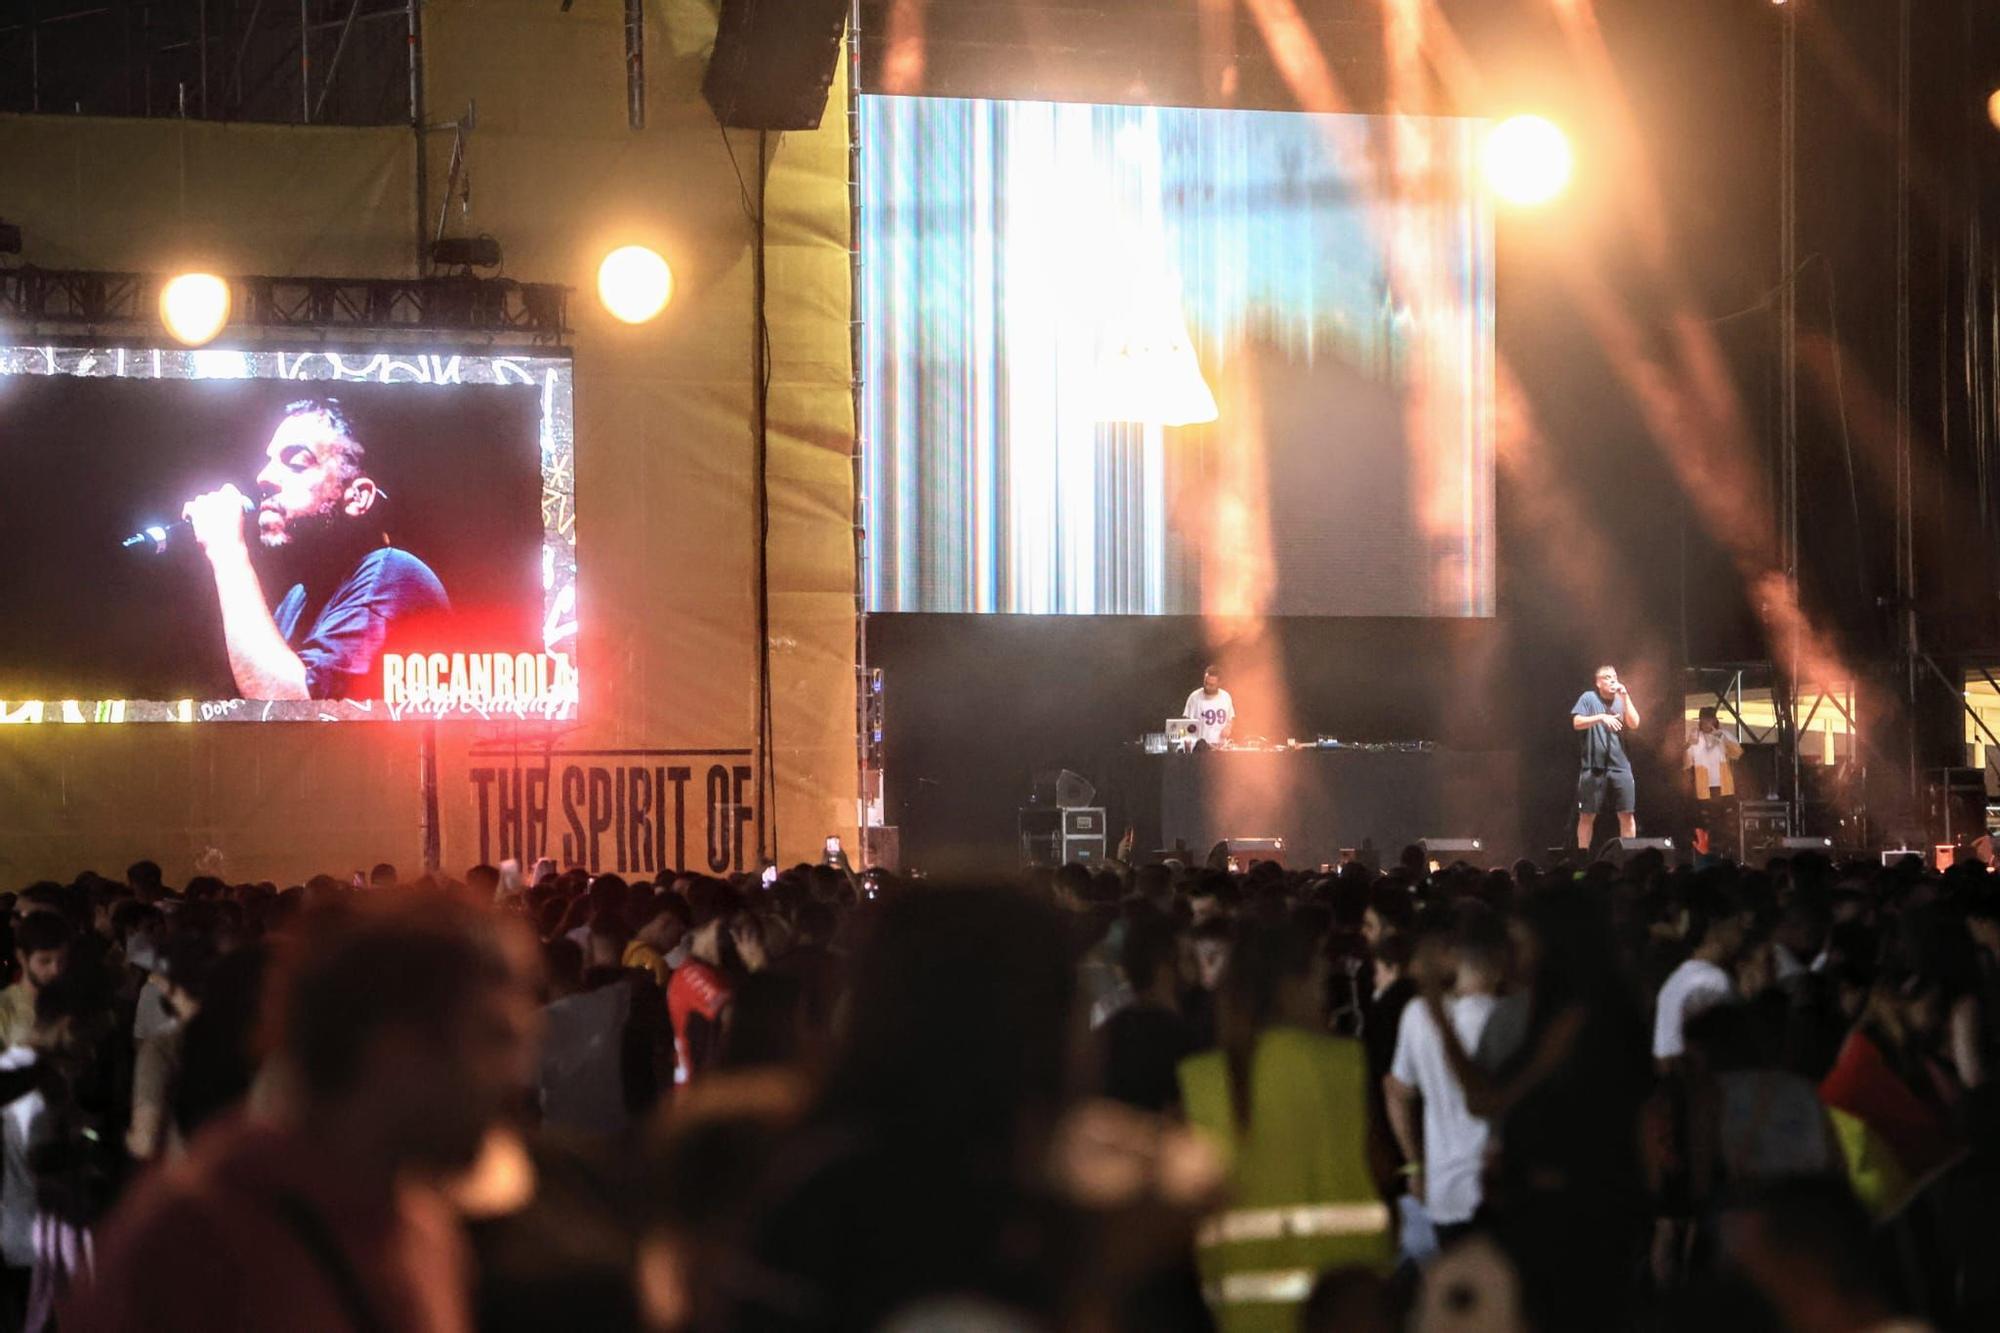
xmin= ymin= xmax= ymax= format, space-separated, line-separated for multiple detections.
xmin=0 ymin=1046 xmax=40 ymax=1270
xmin=1653 ymin=957 xmax=1735 ymax=1059
xmin=1183 ymin=688 xmax=1236 ymax=745
xmin=1390 ymin=992 xmax=1529 ymax=1225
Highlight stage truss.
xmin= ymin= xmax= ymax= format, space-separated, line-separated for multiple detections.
xmin=0 ymin=268 xmax=569 ymax=348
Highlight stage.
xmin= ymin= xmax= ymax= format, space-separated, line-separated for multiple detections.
xmin=1121 ymin=745 xmax=1521 ymax=869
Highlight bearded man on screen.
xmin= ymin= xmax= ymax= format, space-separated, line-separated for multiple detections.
xmin=182 ymin=396 xmax=449 ymax=700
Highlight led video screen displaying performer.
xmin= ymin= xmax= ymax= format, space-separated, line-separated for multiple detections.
xmin=0 ymin=348 xmax=576 ymax=721
xmin=860 ymin=96 xmax=1495 ymax=617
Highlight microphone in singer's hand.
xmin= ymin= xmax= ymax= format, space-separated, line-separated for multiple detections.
xmin=121 ymin=493 xmax=255 ymax=554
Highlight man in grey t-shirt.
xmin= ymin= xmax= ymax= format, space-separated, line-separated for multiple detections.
xmin=1573 ymin=664 xmax=1641 ymax=852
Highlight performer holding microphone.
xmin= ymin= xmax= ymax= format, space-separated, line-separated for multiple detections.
xmin=178 ymin=397 xmax=449 ymax=700
xmin=1573 ymin=664 xmax=1641 ymax=852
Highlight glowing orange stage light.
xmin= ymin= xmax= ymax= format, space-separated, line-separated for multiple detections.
xmin=1485 ymin=115 xmax=1573 ymax=206
xmin=160 ymin=273 xmax=231 ymax=347
xmin=1988 ymin=88 xmax=2000 ymax=131
xmin=596 ymin=246 xmax=674 ymax=324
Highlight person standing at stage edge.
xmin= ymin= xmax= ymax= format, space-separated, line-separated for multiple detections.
xmin=1184 ymin=665 xmax=1236 ymax=748
xmin=1574 ymin=664 xmax=1641 ymax=852
xmin=1684 ymin=706 xmax=1745 ymax=858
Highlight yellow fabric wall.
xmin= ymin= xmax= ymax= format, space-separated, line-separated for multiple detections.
xmin=0 ymin=0 xmax=856 ymax=884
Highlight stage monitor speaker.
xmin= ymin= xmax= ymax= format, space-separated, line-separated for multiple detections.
xmin=703 ymin=0 xmax=848 ymax=130
xmin=1600 ymin=837 xmax=1674 ymax=864
xmin=1028 ymin=768 xmax=1097 ymax=809
xmin=1056 ymin=770 xmax=1097 ymax=809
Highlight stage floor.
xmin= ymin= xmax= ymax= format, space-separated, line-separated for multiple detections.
xmin=1115 ymin=746 xmax=1520 ymax=867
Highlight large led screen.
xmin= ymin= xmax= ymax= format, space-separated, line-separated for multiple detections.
xmin=860 ymin=96 xmax=1495 ymax=616
xmin=0 ymin=347 xmax=576 ymax=722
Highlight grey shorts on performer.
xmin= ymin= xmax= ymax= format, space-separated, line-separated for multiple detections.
xmin=1578 ymin=767 xmax=1636 ymax=814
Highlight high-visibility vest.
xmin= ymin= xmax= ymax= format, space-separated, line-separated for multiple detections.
xmin=1826 ymin=1103 xmax=1914 ymax=1217
xmin=1180 ymin=1028 xmax=1393 ymax=1333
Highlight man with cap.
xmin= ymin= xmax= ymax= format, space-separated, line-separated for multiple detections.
xmin=1685 ymin=707 xmax=1745 ymax=857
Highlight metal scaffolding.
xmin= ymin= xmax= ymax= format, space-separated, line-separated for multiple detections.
xmin=0 ymin=0 xmax=415 ymax=125
xmin=0 ymin=266 xmax=571 ymax=345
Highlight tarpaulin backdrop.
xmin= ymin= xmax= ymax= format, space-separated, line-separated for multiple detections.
xmin=0 ymin=0 xmax=857 ymax=884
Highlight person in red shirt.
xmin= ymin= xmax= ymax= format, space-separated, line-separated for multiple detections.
xmin=66 ymin=896 xmax=541 ymax=1333
xmin=667 ymin=879 xmax=749 ymax=1084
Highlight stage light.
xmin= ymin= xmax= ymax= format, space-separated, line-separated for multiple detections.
xmin=160 ymin=273 xmax=231 ymax=347
xmin=596 ymin=245 xmax=674 ymax=324
xmin=1988 ymin=88 xmax=2000 ymax=131
xmin=1485 ymin=115 xmax=1572 ymax=207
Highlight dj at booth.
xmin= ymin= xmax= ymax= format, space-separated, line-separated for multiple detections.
xmin=1181 ymin=665 xmax=1236 ymax=748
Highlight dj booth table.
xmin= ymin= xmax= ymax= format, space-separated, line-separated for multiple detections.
xmin=1115 ymin=745 xmax=1517 ymax=868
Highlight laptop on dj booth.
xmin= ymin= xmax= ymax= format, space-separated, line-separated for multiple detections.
xmin=1165 ymin=718 xmax=1199 ymax=748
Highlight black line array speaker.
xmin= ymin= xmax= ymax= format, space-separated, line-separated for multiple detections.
xmin=703 ymin=0 xmax=849 ymax=131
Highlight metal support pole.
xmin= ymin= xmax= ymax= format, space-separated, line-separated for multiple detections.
xmin=409 ymin=0 xmax=427 ymax=275
xmin=1779 ymin=1 xmax=1803 ymax=826
xmin=420 ymin=721 xmax=441 ymax=873
xmin=849 ymin=0 xmax=871 ymax=838
xmin=1918 ymin=656 xmax=1990 ymax=848
xmin=1797 ymin=689 xmax=1826 ymax=738
xmin=232 ymin=0 xmax=266 ymax=111
xmin=624 ymin=0 xmax=645 ymax=130
xmin=312 ymin=0 xmax=366 ymax=123
xmin=299 ymin=0 xmax=310 ymax=123
xmin=198 ymin=0 xmax=208 ymax=118
xmin=1972 ymin=663 xmax=2000 ymax=784
xmin=434 ymin=104 xmax=473 ymax=249
xmin=753 ymin=129 xmax=774 ymax=862
xmin=1896 ymin=0 xmax=1918 ymax=799
xmin=1700 ymin=670 xmax=1761 ymax=742
xmin=1929 ymin=656 xmax=2000 ymax=756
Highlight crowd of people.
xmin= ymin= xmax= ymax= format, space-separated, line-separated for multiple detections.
xmin=0 ymin=841 xmax=1990 ymax=1331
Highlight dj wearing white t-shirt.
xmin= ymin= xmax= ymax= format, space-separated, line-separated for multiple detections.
xmin=1183 ymin=665 xmax=1235 ymax=747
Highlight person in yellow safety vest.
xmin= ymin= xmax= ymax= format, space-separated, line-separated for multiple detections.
xmin=1180 ymin=920 xmax=1393 ymax=1333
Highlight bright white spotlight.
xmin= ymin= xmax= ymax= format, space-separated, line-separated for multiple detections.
xmin=597 ymin=246 xmax=674 ymax=324
xmin=1485 ymin=115 xmax=1573 ymax=207
xmin=160 ymin=273 xmax=231 ymax=347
